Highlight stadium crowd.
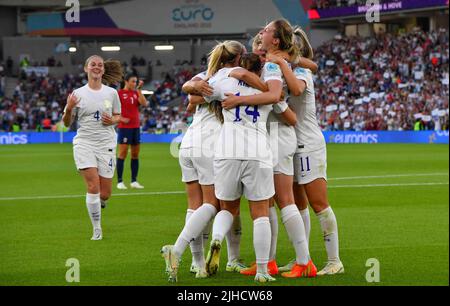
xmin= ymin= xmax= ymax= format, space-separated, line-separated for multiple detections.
xmin=0 ymin=61 xmax=198 ymax=133
xmin=0 ymin=28 xmax=448 ymax=133
xmin=314 ymin=28 xmax=449 ymax=131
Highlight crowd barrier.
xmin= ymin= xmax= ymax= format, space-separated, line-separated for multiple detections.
xmin=0 ymin=131 xmax=448 ymax=145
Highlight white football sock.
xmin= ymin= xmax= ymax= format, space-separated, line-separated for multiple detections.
xmin=185 ymin=209 xmax=194 ymax=223
xmin=281 ymin=205 xmax=310 ymax=265
xmin=202 ymin=218 xmax=213 ymax=248
xmin=190 ymin=232 xmax=205 ymax=269
xmin=225 ymin=215 xmax=242 ymax=263
xmin=186 ymin=209 xmax=203 ymax=266
xmin=253 ymin=217 xmax=271 ymax=274
xmin=316 ymin=207 xmax=340 ymax=263
xmin=300 ymin=208 xmax=311 ymax=244
xmin=86 ymin=193 xmax=101 ymax=230
xmin=211 ymin=210 xmax=234 ymax=243
xmin=268 ymin=206 xmax=278 ymax=261
xmin=173 ymin=203 xmax=217 ymax=258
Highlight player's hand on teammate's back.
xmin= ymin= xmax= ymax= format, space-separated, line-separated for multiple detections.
xmin=194 ymin=80 xmax=214 ymax=96
xmin=222 ymin=93 xmax=243 ymax=110
xmin=66 ymin=93 xmax=80 ymax=111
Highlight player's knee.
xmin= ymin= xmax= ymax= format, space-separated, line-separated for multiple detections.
xmin=221 ymin=202 xmax=239 ymax=216
xmin=100 ymin=192 xmax=111 ymax=201
xmin=250 ymin=208 xmax=269 ymax=220
xmin=276 ymin=194 xmax=295 ymax=207
xmin=310 ymin=199 xmax=329 ymax=214
xmin=86 ymin=183 xmax=99 ymax=194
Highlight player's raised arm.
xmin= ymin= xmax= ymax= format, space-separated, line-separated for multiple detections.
xmin=62 ymin=93 xmax=80 ymax=127
xmin=266 ymin=53 xmax=306 ymax=96
xmin=229 ymin=68 xmax=269 ymax=92
xmin=182 ymin=78 xmax=213 ymax=96
xmin=136 ymin=80 xmax=149 ymax=107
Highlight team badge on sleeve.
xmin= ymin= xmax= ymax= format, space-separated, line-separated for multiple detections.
xmin=266 ymin=63 xmax=281 ymax=73
xmin=294 ymin=67 xmax=307 ymax=76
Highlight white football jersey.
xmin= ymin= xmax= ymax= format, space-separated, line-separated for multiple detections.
xmin=289 ymin=67 xmax=326 ymax=153
xmin=206 ymin=68 xmax=273 ymax=167
xmin=69 ymin=84 xmax=121 ymax=148
xmin=262 ymin=62 xmax=296 ymax=151
xmin=180 ymin=71 xmax=221 ymax=157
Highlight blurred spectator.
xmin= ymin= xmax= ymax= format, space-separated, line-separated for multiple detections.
xmin=313 ymin=28 xmax=449 ymax=131
xmin=19 ymin=57 xmax=30 ymax=69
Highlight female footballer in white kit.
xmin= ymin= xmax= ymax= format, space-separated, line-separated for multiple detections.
xmin=161 ymin=41 xmax=268 ymax=282
xmin=279 ymin=28 xmax=344 ymax=275
xmin=224 ymin=20 xmax=317 ymax=278
xmin=62 ymin=55 xmax=123 ymax=241
xmin=204 ymin=52 xmax=280 ymax=283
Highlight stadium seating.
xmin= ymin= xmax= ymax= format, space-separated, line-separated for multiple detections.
xmin=0 ymin=29 xmax=448 ymax=132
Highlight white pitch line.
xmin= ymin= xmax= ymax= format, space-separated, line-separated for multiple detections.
xmin=0 ymin=182 xmax=448 ymax=202
xmin=0 ymin=191 xmax=185 ymax=201
xmin=328 ymin=173 xmax=448 ymax=181
xmin=328 ymin=182 xmax=449 ymax=189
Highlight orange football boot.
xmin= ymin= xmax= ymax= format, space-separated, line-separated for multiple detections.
xmin=281 ymin=260 xmax=317 ymax=278
xmin=240 ymin=260 xmax=279 ymax=276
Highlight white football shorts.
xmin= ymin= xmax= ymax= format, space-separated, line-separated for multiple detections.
xmin=293 ymin=147 xmax=328 ymax=185
xmin=214 ymin=159 xmax=275 ymax=201
xmin=179 ymin=148 xmax=215 ymax=185
xmin=73 ymin=144 xmax=116 ymax=179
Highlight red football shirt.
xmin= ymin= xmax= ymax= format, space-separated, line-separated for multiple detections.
xmin=118 ymin=89 xmax=140 ymax=128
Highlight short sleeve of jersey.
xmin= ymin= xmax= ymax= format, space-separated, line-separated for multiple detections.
xmin=112 ymin=90 xmax=121 ymax=114
xmin=263 ymin=62 xmax=283 ymax=82
xmin=294 ymin=67 xmax=309 ymax=84
xmin=205 ymin=78 xmax=238 ymax=103
xmin=193 ymin=71 xmax=207 ymax=81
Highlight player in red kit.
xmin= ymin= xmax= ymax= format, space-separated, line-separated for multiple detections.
xmin=116 ymin=74 xmax=148 ymax=190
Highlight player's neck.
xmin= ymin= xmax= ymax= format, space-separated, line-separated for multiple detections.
xmin=88 ymin=79 xmax=102 ymax=91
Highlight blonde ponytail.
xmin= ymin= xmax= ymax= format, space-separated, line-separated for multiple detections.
xmin=206 ymin=40 xmax=245 ymax=78
xmin=207 ymin=43 xmax=226 ymax=78
xmin=293 ymin=27 xmax=314 ymax=60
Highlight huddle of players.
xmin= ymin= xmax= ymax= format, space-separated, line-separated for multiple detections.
xmin=162 ymin=19 xmax=344 ymax=283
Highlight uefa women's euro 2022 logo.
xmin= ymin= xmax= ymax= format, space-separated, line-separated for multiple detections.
xmin=172 ymin=1 xmax=215 ymax=29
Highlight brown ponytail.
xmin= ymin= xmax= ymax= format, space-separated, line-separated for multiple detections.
xmin=209 ymin=101 xmax=224 ymax=124
xmin=103 ymin=59 xmax=124 ymax=85
xmin=84 ymin=55 xmax=123 ymax=85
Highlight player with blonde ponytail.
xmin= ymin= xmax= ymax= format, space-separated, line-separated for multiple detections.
xmin=279 ymin=27 xmax=344 ymax=276
xmin=161 ymin=40 xmax=270 ymax=282
xmin=225 ymin=19 xmax=317 ymax=279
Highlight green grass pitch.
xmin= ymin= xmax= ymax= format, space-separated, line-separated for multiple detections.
xmin=0 ymin=143 xmax=448 ymax=286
